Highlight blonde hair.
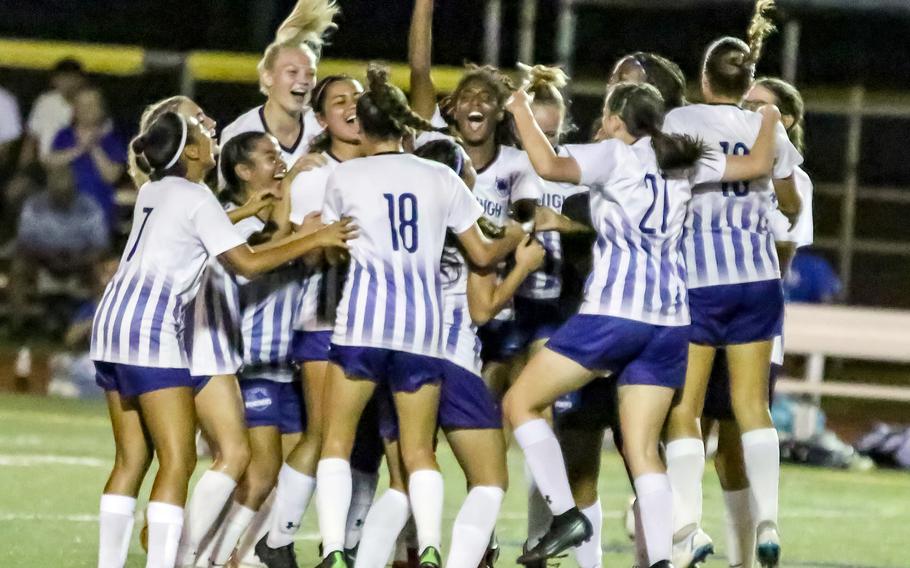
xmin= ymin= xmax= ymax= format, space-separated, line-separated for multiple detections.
xmin=746 ymin=0 xmax=777 ymax=67
xmin=257 ymin=0 xmax=340 ymax=96
xmin=129 ymin=95 xmax=191 ymax=186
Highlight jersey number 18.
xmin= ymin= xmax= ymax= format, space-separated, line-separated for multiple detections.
xmin=383 ymin=193 xmax=419 ymax=252
xmin=719 ymin=141 xmax=750 ymax=197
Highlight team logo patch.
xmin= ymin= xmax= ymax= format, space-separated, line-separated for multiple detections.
xmin=244 ymin=386 xmax=272 ymax=412
xmin=495 ymin=177 xmax=510 ymax=196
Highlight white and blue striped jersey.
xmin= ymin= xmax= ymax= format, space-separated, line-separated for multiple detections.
xmin=567 ymin=139 xmax=727 ymax=326
xmin=187 ymin=213 xmax=303 ymax=382
xmin=519 ymin=146 xmax=589 ymax=300
xmin=323 ymin=153 xmax=484 ymax=357
xmin=663 ymin=104 xmax=803 ymax=289
xmin=91 ymin=177 xmax=245 ymax=368
xmin=769 ymin=166 xmax=813 ymax=248
xmin=219 ymin=105 xmax=323 ymax=187
xmin=289 ymin=152 xmax=340 ymax=333
xmin=235 ymin=218 xmax=302 ymax=383
xmin=473 ymin=145 xmax=544 ymax=227
xmin=441 ymin=246 xmax=483 ymax=376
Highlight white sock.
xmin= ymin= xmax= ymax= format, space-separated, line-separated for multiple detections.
xmin=573 ymin=500 xmax=603 ymax=568
xmin=741 ymin=428 xmax=780 ymax=526
xmin=354 ymin=489 xmax=411 ymax=568
xmin=177 ymin=470 xmax=237 ymax=566
xmin=408 ymin=469 xmax=444 ymax=552
xmin=209 ymin=502 xmax=256 ymax=566
xmin=723 ymin=489 xmax=755 ymax=568
xmin=146 ymin=501 xmax=185 ymax=568
xmin=525 ymin=471 xmax=551 ymax=548
xmin=445 ymin=486 xmax=505 ymax=568
xmin=632 ymin=498 xmax=649 ymax=568
xmin=316 ymin=458 xmax=353 ymax=556
xmin=235 ymin=491 xmax=275 ymax=564
xmin=345 ymin=469 xmax=380 ymax=550
xmin=98 ymin=494 xmax=136 ymax=568
xmin=513 ymin=420 xmax=575 ymax=515
xmin=665 ymin=438 xmax=705 ymax=538
xmin=633 ymin=473 xmax=673 ymax=565
xmin=267 ymin=464 xmax=317 ymax=548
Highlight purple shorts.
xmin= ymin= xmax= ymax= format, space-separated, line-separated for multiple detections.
xmin=688 ymin=280 xmax=784 ymax=346
xmin=290 ymin=330 xmax=333 ymax=363
xmin=510 ymin=296 xmax=567 ymax=349
xmin=94 ymin=361 xmax=194 ymax=398
xmin=478 ymin=319 xmax=523 ymax=363
xmin=703 ymin=349 xmax=781 ymax=421
xmin=328 ymin=344 xmax=443 ymax=393
xmin=380 ymin=361 xmax=503 ymax=440
xmin=439 ymin=361 xmax=502 ymax=430
xmin=553 ymin=376 xmax=618 ymax=432
xmin=547 ymin=314 xmax=689 ymax=389
xmin=240 ymin=379 xmax=305 ymax=434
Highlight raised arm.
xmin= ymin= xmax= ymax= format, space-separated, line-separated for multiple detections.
xmin=467 ymin=236 xmax=545 ymax=325
xmin=505 ymin=90 xmax=581 ymax=184
xmin=408 ymin=0 xmax=438 ymax=120
xmin=218 ymin=218 xmax=355 ymax=279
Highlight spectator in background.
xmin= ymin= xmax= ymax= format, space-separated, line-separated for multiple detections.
xmin=47 ymin=255 xmax=120 ymax=399
xmin=0 ymin=84 xmax=22 ymax=173
xmin=783 ymin=249 xmax=843 ymax=303
xmin=9 ymin=164 xmax=110 ymax=333
xmin=19 ymin=58 xmax=87 ymax=166
xmin=44 ymin=85 xmax=126 ymax=230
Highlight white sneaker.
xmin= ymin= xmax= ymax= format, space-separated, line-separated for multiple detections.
xmin=672 ymin=528 xmax=714 ymax=568
xmin=755 ymin=522 xmax=781 ymax=568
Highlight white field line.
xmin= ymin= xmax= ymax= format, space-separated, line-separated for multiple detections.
xmin=0 ymin=453 xmax=108 ymax=467
xmin=0 ymin=409 xmax=108 ymax=427
xmin=0 ymin=512 xmax=97 ymax=522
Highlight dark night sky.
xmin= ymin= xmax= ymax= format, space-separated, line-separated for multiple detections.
xmin=1 ymin=1 xmax=909 ymax=88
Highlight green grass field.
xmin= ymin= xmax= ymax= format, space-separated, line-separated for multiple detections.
xmin=0 ymin=393 xmax=906 ymax=568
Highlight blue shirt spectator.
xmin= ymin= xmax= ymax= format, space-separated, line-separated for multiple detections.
xmin=16 ymin=166 xmax=109 ymax=264
xmin=783 ymin=250 xmax=842 ymax=303
xmin=45 ymin=85 xmax=126 ymax=230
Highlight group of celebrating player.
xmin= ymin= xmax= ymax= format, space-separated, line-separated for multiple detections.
xmin=89 ymin=1 xmax=814 ymax=568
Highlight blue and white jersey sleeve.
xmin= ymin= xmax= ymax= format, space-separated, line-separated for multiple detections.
xmin=769 ymin=166 xmax=814 ymax=248
xmin=566 ymin=140 xmax=625 ymax=187
xmin=191 ymin=192 xmax=248 ymax=257
xmin=772 ymin=122 xmax=803 ymax=180
xmin=289 ymin=153 xmax=337 ymax=225
xmin=446 ymin=173 xmax=484 ymax=234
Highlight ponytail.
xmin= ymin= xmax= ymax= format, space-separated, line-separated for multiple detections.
xmin=519 ymin=63 xmax=575 ymax=140
xmin=257 ymin=0 xmax=339 ymax=96
xmin=703 ymin=0 xmax=777 ymax=99
xmin=358 ymin=63 xmax=451 ymax=140
xmin=131 ymin=111 xmax=189 ymax=182
xmin=607 ymin=82 xmax=705 ymax=172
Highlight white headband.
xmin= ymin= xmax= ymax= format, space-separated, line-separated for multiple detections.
xmin=163 ymin=116 xmax=188 ymax=170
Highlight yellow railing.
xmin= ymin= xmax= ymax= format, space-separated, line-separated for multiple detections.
xmin=0 ymin=38 xmax=468 ymax=92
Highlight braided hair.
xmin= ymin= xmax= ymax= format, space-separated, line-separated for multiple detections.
xmin=703 ymin=0 xmax=777 ymax=99
xmin=358 ymin=63 xmax=448 ymax=140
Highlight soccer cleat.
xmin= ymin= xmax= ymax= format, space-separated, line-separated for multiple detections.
xmin=344 ymin=544 xmax=358 ymax=565
xmin=478 ymin=541 xmax=500 ymax=568
xmin=254 ymin=534 xmax=298 ymax=568
xmin=755 ymin=522 xmax=781 ymax=568
xmin=517 ymin=508 xmax=593 ymax=565
xmin=317 ymin=551 xmax=349 ymax=568
xmin=418 ymin=546 xmax=442 ymax=568
xmin=649 ymin=561 xmax=674 ymax=568
xmin=671 ymin=527 xmax=714 ymax=568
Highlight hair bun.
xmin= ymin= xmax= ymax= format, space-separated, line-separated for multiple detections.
xmin=131 ymin=134 xmax=149 ymax=156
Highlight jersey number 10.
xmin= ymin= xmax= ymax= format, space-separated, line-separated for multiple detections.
xmin=719 ymin=141 xmax=750 ymax=197
xmin=384 ymin=193 xmax=419 ymax=253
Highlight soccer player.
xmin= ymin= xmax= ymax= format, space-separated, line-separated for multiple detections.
xmin=310 ymin=65 xmax=527 ymax=568
xmin=502 ymin=81 xmax=781 ymax=568
xmin=91 ymin=108 xmax=353 ymax=568
xmin=661 ymin=3 xmax=803 ymax=566
xmin=407 ymin=0 xmax=543 ymax=395
xmin=699 ymin=76 xmax=814 ymax=568
xmin=219 ymin=0 xmax=340 ymax=178
xmin=354 ymin=139 xmax=545 ymax=568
